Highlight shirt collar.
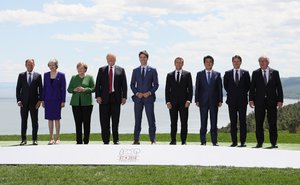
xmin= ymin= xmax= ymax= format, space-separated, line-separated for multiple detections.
xmin=261 ymin=67 xmax=269 ymax=72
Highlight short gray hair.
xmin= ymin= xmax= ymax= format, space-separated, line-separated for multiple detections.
xmin=258 ymin=56 xmax=270 ymax=63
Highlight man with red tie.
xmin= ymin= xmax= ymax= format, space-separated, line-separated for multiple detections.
xmin=95 ymin=53 xmax=127 ymax=144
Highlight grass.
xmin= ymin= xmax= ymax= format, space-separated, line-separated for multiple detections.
xmin=1 ymin=132 xmax=300 ymax=184
xmin=1 ymin=131 xmax=299 ymax=143
xmin=0 ymin=165 xmax=300 ymax=185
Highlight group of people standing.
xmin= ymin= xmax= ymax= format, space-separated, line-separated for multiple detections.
xmin=16 ymin=51 xmax=283 ymax=149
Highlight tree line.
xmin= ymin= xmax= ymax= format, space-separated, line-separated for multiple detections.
xmin=219 ymin=101 xmax=300 ymax=133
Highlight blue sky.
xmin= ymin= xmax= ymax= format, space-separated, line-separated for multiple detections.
xmin=1 ymin=0 xmax=299 ymax=85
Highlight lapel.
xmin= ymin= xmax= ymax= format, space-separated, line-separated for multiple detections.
xmin=172 ymin=71 xmax=176 ymax=82
xmin=201 ymin=70 xmax=209 ymax=85
xmin=138 ymin=66 xmax=143 ymax=79
xmin=269 ymin=68 xmax=273 ymax=83
xmin=210 ymin=70 xmax=215 ymax=85
xmin=180 ymin=70 xmax=185 ymax=82
xmin=104 ymin=66 xmax=109 ymax=81
xmin=230 ymin=69 xmax=235 ymax=83
xmin=240 ymin=69 xmax=244 ymax=79
xmin=258 ymin=68 xmax=266 ymax=85
xmin=145 ymin=66 xmax=151 ymax=79
xmin=114 ymin=65 xmax=118 ymax=78
xmin=141 ymin=66 xmax=151 ymax=80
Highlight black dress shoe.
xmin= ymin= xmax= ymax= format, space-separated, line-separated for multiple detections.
xmin=271 ymin=145 xmax=278 ymax=148
xmin=103 ymin=142 xmax=109 ymax=145
xmin=114 ymin=141 xmax=120 ymax=145
xmin=255 ymin=144 xmax=263 ymax=148
xmin=201 ymin=142 xmax=206 ymax=146
xmin=239 ymin=143 xmax=247 ymax=147
xmin=133 ymin=140 xmax=140 ymax=145
xmin=230 ymin=143 xmax=238 ymax=147
xmin=169 ymin=141 xmax=176 ymax=145
xmin=151 ymin=140 xmax=156 ymax=144
xmin=182 ymin=142 xmax=186 ymax=145
xmin=20 ymin=140 xmax=27 ymax=146
xmin=213 ymin=143 xmax=219 ymax=146
xmin=32 ymin=140 xmax=38 ymax=145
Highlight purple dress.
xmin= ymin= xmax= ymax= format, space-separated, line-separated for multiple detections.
xmin=43 ymin=72 xmax=66 ymax=120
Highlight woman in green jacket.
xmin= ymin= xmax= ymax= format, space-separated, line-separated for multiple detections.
xmin=67 ymin=62 xmax=95 ymax=144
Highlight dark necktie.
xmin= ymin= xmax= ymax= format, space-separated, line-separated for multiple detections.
xmin=109 ymin=66 xmax=113 ymax=93
xmin=235 ymin=70 xmax=239 ymax=85
xmin=207 ymin=72 xmax=211 ymax=84
xmin=142 ymin=67 xmax=145 ymax=81
xmin=28 ymin=72 xmax=32 ymax=85
xmin=176 ymin=71 xmax=180 ymax=82
xmin=263 ymin=70 xmax=267 ymax=85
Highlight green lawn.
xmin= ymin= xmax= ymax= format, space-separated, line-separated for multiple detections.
xmin=0 ymin=165 xmax=299 ymax=185
xmin=1 ymin=131 xmax=299 ymax=143
xmin=1 ymin=132 xmax=300 ymax=184
xmin=1 ymin=131 xmax=300 ymax=149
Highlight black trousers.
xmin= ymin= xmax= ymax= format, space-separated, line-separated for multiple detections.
xmin=255 ymin=100 xmax=278 ymax=146
xmin=20 ymin=103 xmax=39 ymax=141
xmin=228 ymin=104 xmax=247 ymax=144
xmin=99 ymin=101 xmax=121 ymax=144
xmin=169 ymin=104 xmax=188 ymax=144
xmin=72 ymin=105 xmax=93 ymax=144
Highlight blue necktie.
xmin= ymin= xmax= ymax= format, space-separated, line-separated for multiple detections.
xmin=263 ymin=70 xmax=267 ymax=85
xmin=141 ymin=67 xmax=145 ymax=81
xmin=207 ymin=72 xmax=211 ymax=84
xmin=28 ymin=72 xmax=32 ymax=85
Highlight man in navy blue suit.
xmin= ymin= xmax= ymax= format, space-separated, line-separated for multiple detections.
xmin=224 ymin=55 xmax=250 ymax=147
xmin=130 ymin=50 xmax=159 ymax=144
xmin=195 ymin=55 xmax=223 ymax=146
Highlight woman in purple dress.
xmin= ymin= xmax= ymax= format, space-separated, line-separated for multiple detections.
xmin=42 ymin=59 xmax=66 ymax=145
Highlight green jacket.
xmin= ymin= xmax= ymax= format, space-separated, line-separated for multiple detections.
xmin=67 ymin=74 xmax=95 ymax=106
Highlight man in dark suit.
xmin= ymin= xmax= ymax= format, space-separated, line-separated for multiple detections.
xmin=95 ymin=53 xmax=127 ymax=144
xmin=16 ymin=59 xmax=43 ymax=145
xmin=130 ymin=50 xmax=159 ymax=144
xmin=249 ymin=56 xmax=283 ymax=148
xmin=195 ymin=55 xmax=223 ymax=146
xmin=165 ymin=57 xmax=193 ymax=145
xmin=224 ymin=55 xmax=250 ymax=147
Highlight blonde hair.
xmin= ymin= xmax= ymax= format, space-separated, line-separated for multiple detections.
xmin=76 ymin=62 xmax=88 ymax=71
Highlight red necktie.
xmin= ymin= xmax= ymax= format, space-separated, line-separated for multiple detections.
xmin=109 ymin=66 xmax=113 ymax=93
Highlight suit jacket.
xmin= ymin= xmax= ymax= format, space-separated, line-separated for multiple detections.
xmin=130 ymin=66 xmax=159 ymax=103
xmin=195 ymin=70 xmax=223 ymax=107
xmin=165 ymin=70 xmax=193 ymax=106
xmin=43 ymin=71 xmax=66 ymax=102
xmin=249 ymin=68 xmax=283 ymax=107
xmin=223 ymin=69 xmax=250 ymax=106
xmin=16 ymin=71 xmax=43 ymax=106
xmin=67 ymin=74 xmax=95 ymax=106
xmin=95 ymin=65 xmax=127 ymax=104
